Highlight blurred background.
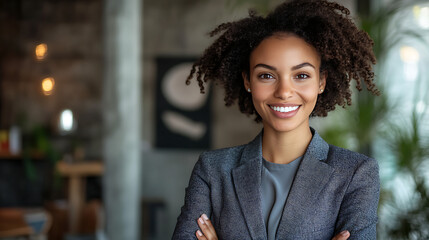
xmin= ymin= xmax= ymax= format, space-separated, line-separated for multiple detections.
xmin=0 ymin=0 xmax=428 ymax=239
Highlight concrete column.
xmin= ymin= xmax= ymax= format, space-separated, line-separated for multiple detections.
xmin=103 ymin=0 xmax=142 ymax=239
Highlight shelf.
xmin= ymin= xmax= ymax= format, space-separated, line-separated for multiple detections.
xmin=0 ymin=151 xmax=44 ymax=160
xmin=0 ymin=152 xmax=21 ymax=159
xmin=56 ymin=161 xmax=103 ymax=176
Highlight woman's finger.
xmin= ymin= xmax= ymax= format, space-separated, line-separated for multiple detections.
xmin=202 ymin=214 xmax=217 ymax=236
xmin=197 ymin=214 xmax=218 ymax=240
xmin=197 ymin=216 xmax=213 ymax=238
xmin=332 ymin=230 xmax=350 ymax=240
xmin=195 ymin=229 xmax=206 ymax=240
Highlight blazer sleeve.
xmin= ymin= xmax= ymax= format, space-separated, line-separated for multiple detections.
xmin=172 ymin=154 xmax=212 ymax=239
xmin=334 ymin=157 xmax=380 ymax=240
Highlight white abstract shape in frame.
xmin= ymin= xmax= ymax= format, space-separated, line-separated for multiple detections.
xmin=162 ymin=110 xmax=206 ymax=140
xmin=162 ymin=63 xmax=210 ymax=111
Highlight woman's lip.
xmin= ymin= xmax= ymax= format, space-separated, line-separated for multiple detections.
xmin=268 ymin=103 xmax=300 ymax=107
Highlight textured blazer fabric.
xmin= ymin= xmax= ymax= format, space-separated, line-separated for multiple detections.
xmin=172 ymin=128 xmax=380 ymax=240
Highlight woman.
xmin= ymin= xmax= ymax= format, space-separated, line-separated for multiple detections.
xmin=173 ymin=0 xmax=380 ymax=239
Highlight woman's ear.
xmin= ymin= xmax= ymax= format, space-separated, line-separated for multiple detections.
xmin=242 ymin=72 xmax=250 ymax=90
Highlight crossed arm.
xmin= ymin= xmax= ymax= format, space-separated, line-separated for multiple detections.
xmin=194 ymin=213 xmax=351 ymax=240
xmin=173 ymin=153 xmax=379 ymax=239
xmin=192 ymin=158 xmax=379 ymax=239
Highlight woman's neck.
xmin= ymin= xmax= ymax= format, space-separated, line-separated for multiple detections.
xmin=262 ymin=125 xmax=313 ymax=164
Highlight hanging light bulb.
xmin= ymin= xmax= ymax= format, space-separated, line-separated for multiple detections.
xmin=35 ymin=43 xmax=48 ymax=60
xmin=58 ymin=109 xmax=76 ymax=135
xmin=42 ymin=77 xmax=55 ymax=95
xmin=60 ymin=109 xmax=74 ymax=132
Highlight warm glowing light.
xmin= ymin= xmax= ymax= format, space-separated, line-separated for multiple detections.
xmin=35 ymin=43 xmax=48 ymax=60
xmin=400 ymin=46 xmax=420 ymax=63
xmin=413 ymin=5 xmax=429 ymax=29
xmin=42 ymin=77 xmax=55 ymax=95
xmin=400 ymin=46 xmax=420 ymax=82
xmin=413 ymin=5 xmax=420 ymax=17
xmin=59 ymin=109 xmax=74 ymax=132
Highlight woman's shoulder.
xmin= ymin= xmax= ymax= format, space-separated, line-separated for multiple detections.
xmin=198 ymin=144 xmax=247 ymax=167
xmin=328 ymin=144 xmax=373 ymax=160
xmin=193 ymin=132 xmax=262 ymax=177
xmin=326 ymin=144 xmax=378 ymax=172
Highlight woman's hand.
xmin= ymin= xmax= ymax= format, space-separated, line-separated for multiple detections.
xmin=195 ymin=214 xmax=218 ymax=240
xmin=194 ymin=213 xmax=349 ymax=240
xmin=332 ymin=230 xmax=350 ymax=240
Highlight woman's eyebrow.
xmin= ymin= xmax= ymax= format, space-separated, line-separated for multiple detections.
xmin=253 ymin=63 xmax=277 ymax=71
xmin=291 ymin=62 xmax=315 ymax=70
xmin=253 ymin=62 xmax=316 ymax=71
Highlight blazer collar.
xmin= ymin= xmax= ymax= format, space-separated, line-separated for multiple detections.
xmin=232 ymin=130 xmax=266 ymax=239
xmin=232 ymin=127 xmax=333 ymax=238
xmin=277 ymin=128 xmax=334 ymax=235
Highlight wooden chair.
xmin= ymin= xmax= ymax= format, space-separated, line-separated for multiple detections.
xmin=0 ymin=208 xmax=52 ymax=240
xmin=0 ymin=208 xmax=33 ymax=239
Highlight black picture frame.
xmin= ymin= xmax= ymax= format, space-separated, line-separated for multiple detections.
xmin=155 ymin=56 xmax=212 ymax=149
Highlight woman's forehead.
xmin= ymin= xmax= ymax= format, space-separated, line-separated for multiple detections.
xmin=249 ymin=35 xmax=322 ymax=69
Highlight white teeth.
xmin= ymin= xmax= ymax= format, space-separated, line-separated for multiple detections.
xmin=270 ymin=105 xmax=299 ymax=113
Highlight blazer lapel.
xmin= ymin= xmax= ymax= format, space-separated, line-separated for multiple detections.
xmin=232 ymin=132 xmax=267 ymax=240
xmin=277 ymin=130 xmax=334 ymax=235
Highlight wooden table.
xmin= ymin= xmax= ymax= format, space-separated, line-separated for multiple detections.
xmin=56 ymin=161 xmax=103 ymax=234
xmin=0 ymin=208 xmax=34 ymax=238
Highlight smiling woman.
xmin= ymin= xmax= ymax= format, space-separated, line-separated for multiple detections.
xmin=246 ymin=34 xmax=324 ymax=141
xmin=244 ymin=34 xmax=326 ymax=164
xmin=173 ymin=0 xmax=380 ymax=239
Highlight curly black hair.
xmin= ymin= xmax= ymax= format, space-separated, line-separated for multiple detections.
xmin=186 ymin=0 xmax=378 ymax=122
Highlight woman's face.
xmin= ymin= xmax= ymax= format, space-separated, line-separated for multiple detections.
xmin=244 ymin=34 xmax=326 ymax=134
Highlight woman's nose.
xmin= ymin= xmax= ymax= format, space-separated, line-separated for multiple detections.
xmin=274 ymin=79 xmax=294 ymax=100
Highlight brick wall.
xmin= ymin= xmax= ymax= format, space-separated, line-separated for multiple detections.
xmin=0 ymin=0 xmax=103 ymax=158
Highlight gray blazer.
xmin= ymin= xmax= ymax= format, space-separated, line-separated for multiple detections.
xmin=173 ymin=128 xmax=380 ymax=240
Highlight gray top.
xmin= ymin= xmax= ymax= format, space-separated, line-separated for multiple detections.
xmin=261 ymin=156 xmax=302 ymax=240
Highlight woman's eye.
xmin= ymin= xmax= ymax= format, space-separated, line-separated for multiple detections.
xmin=295 ymin=74 xmax=309 ymax=79
xmin=258 ymin=73 xmax=274 ymax=79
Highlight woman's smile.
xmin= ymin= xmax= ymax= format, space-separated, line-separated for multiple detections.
xmin=268 ymin=104 xmax=300 ymax=118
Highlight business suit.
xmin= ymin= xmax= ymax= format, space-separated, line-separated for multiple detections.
xmin=173 ymin=128 xmax=380 ymax=239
